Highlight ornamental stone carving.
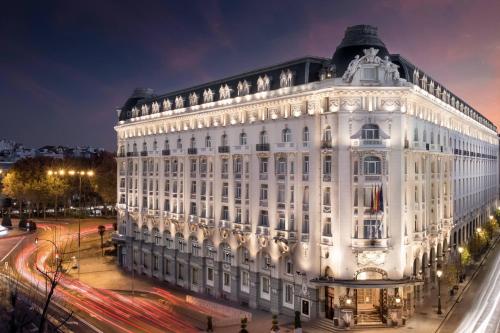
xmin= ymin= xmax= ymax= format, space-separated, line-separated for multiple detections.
xmin=291 ymin=104 xmax=302 ymax=117
xmin=203 ymin=88 xmax=214 ymax=103
xmin=175 ymin=96 xmax=184 ymax=109
xmin=189 ymin=92 xmax=199 ymax=106
xmin=219 ymin=84 xmax=232 ymax=100
xmin=237 ymin=80 xmax=250 ymax=96
xmin=151 ymin=101 xmax=160 ymax=113
xmin=340 ymin=97 xmax=361 ymax=111
xmin=342 ymin=48 xmax=400 ymax=84
xmin=257 ymin=75 xmax=271 ymax=92
xmin=162 ymin=98 xmax=172 ymax=111
xmin=141 ymin=104 xmax=149 ymax=116
xmin=329 ymin=98 xmax=340 ymax=112
xmin=131 ymin=106 xmax=139 ymax=117
xmin=279 ymin=69 xmax=294 ymax=88
xmin=357 ymin=251 xmax=386 ymax=266
xmin=381 ymin=98 xmax=401 ymax=112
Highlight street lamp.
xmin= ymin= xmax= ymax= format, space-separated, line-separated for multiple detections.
xmin=436 ymin=269 xmax=443 ymax=314
xmin=476 ymin=227 xmax=482 ymax=233
xmin=458 ymin=246 xmax=464 ymax=282
xmin=47 ymin=168 xmax=94 ymax=279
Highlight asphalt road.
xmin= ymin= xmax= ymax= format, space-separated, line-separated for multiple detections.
xmin=439 ymin=237 xmax=500 ymax=333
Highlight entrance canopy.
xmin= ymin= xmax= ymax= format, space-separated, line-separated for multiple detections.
xmin=310 ymin=277 xmax=423 ymax=289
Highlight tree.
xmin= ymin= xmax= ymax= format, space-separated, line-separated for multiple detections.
xmin=98 ymin=225 xmax=106 ymax=256
xmin=271 ymin=314 xmax=280 ymax=333
xmin=91 ymin=152 xmax=116 ymax=216
xmin=294 ymin=311 xmax=302 ymax=332
xmin=1 ymin=214 xmax=12 ymax=227
xmin=206 ymin=316 xmax=213 ymax=332
xmin=239 ymin=316 xmax=248 ymax=333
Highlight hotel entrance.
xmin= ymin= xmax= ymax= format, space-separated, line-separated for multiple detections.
xmin=355 ymin=288 xmax=387 ymax=324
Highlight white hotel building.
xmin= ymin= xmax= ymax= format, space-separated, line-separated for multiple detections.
xmin=113 ymin=25 xmax=498 ymax=326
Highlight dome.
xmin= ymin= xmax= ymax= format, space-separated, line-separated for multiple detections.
xmin=332 ymin=25 xmax=390 ymax=75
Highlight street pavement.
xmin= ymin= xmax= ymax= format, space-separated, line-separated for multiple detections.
xmin=440 ymin=237 xmax=500 ymax=333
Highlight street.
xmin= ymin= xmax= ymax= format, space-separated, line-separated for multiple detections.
xmin=440 ymin=237 xmax=500 ymax=333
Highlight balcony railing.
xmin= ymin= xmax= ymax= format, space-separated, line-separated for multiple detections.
xmin=351 ymin=238 xmax=389 ymax=249
xmin=218 ymin=146 xmax=230 ymax=153
xmin=140 ymin=151 xmax=148 ymax=156
xmin=256 ymin=143 xmax=270 ymax=151
xmin=162 ymin=149 xmax=170 ymax=156
xmin=188 ymin=148 xmax=198 ymax=155
xmin=321 ymin=141 xmax=333 ymax=149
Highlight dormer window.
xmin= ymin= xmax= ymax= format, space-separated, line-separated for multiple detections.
xmin=361 ymin=124 xmax=380 ymax=140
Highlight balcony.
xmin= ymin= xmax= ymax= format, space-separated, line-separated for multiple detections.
xmin=273 ymin=142 xmax=296 ymax=152
xmin=117 ymin=152 xmax=126 ymax=158
xmin=199 ymin=147 xmax=215 ymax=154
xmin=218 ymin=146 xmax=230 ymax=154
xmin=188 ymin=148 xmax=198 ymax=155
xmin=321 ymin=236 xmax=333 ymax=246
xmin=219 ymin=219 xmax=232 ymax=229
xmin=127 ymin=151 xmax=138 ymax=157
xmin=322 ymin=174 xmax=332 ymax=182
xmin=232 ymin=145 xmax=250 ymax=154
xmin=256 ymin=143 xmax=270 ymax=151
xmin=321 ymin=141 xmax=333 ymax=150
xmin=256 ymin=226 xmax=270 ymax=236
xmin=363 ymin=174 xmax=382 ymax=183
xmin=140 ymin=151 xmax=148 ymax=156
xmin=351 ymin=139 xmax=388 ymax=148
xmin=259 ymin=200 xmax=268 ymax=207
xmin=351 ymin=238 xmax=390 ymax=249
xmin=275 ymin=230 xmax=298 ymax=242
xmin=259 ymin=173 xmax=268 ymax=180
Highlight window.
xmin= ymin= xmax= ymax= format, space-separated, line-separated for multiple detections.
xmin=190 ymin=137 xmax=196 ymax=149
xmin=259 ymin=130 xmax=268 ymax=144
xmin=259 ymin=158 xmax=268 ymax=173
xmin=259 ymin=210 xmax=269 ymax=226
xmin=191 ymin=240 xmax=200 ymax=256
xmin=241 ymin=270 xmax=250 ymax=293
xmin=323 ymin=126 xmax=332 ymax=142
xmin=302 ymin=214 xmax=309 ymax=233
xmin=153 ymin=229 xmax=161 ymax=245
xmin=282 ymin=128 xmax=292 ymax=142
xmin=222 ymin=182 xmax=229 ymax=198
xmin=207 ymin=267 xmax=214 ymax=285
xmin=222 ymin=244 xmax=232 ymax=264
xmin=221 ymin=206 xmax=229 ymax=220
xmin=361 ymin=124 xmax=380 ymax=140
xmin=177 ymin=138 xmax=182 ymax=149
xmin=301 ymin=300 xmax=310 ymax=317
xmin=284 ymin=283 xmax=294 ymax=308
xmin=241 ymin=247 xmax=250 ymax=264
xmin=261 ymin=276 xmax=270 ymax=300
xmin=191 ymin=181 xmax=197 ymax=194
xmin=192 ymin=267 xmax=199 ymax=285
xmin=177 ymin=263 xmax=184 ymax=280
xmin=286 ymin=261 xmax=293 ymax=275
xmin=276 ymin=158 xmax=287 ymax=174
xmin=205 ymin=136 xmax=211 ymax=148
xmin=364 ymin=156 xmax=381 ymax=175
xmin=221 ymin=133 xmax=228 ymax=146
xmin=235 ymin=182 xmax=242 ymax=199
xmin=223 ymin=272 xmax=231 ymax=291
xmin=363 ymin=219 xmax=382 ymax=239
xmin=239 ymin=132 xmax=247 ymax=145
xmin=260 ymin=184 xmax=268 ymax=200
xmin=302 ymin=156 xmax=309 ymax=174
xmin=302 ymin=127 xmax=310 ymax=143
xmin=153 ymin=254 xmax=159 ymax=271
xmin=277 ymin=184 xmax=285 ymax=204
xmin=164 ymin=139 xmax=170 ymax=150
xmin=323 ymin=217 xmax=332 ymax=236
xmin=323 ymin=155 xmax=332 ymax=175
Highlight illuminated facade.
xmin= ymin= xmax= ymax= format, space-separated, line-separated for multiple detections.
xmin=113 ymin=25 xmax=498 ymax=326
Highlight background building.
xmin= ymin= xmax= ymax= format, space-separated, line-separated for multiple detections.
xmin=113 ymin=25 xmax=498 ymax=326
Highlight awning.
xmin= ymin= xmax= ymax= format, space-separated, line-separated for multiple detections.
xmin=310 ymin=278 xmax=424 ymax=289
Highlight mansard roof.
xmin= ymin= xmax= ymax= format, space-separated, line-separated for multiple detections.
xmin=118 ymin=56 xmax=327 ymax=121
xmin=118 ymin=24 xmax=496 ymax=133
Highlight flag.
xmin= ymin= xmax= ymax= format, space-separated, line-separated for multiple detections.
xmin=379 ymin=185 xmax=384 ymax=212
xmin=370 ymin=186 xmax=374 ymax=213
xmin=374 ymin=185 xmax=379 ymax=212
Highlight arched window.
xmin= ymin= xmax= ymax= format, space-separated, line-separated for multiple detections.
xmin=164 ymin=139 xmax=169 ymax=150
xmin=413 ymin=127 xmax=419 ymax=142
xmin=361 ymin=124 xmax=379 ymax=140
xmin=302 ymin=127 xmax=310 ymax=143
xmin=153 ymin=140 xmax=158 ymax=150
xmin=205 ymin=135 xmax=211 ymax=148
xmin=281 ymin=128 xmax=292 ymax=142
xmin=239 ymin=132 xmax=247 ymax=145
xmin=153 ymin=228 xmax=161 ymax=245
xmin=221 ymin=243 xmax=232 ymax=264
xmin=176 ymin=137 xmax=182 ymax=149
xmin=323 ymin=126 xmax=332 ymax=142
xmin=141 ymin=225 xmax=150 ymax=242
xmin=142 ymin=142 xmax=147 ymax=152
xmin=221 ymin=133 xmax=228 ymax=146
xmin=259 ymin=130 xmax=268 ymax=144
xmin=190 ymin=137 xmax=196 ymax=149
xmin=363 ymin=156 xmax=381 ymax=175
xmin=190 ymin=237 xmax=200 ymax=256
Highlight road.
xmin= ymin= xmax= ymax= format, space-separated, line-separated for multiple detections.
xmin=440 ymin=237 xmax=500 ymax=333
xmin=6 ymin=219 xmax=213 ymax=333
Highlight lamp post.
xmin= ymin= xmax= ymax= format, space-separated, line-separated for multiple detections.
xmin=47 ymin=169 xmax=94 ymax=280
xmin=457 ymin=246 xmax=464 ymax=283
xmin=436 ymin=269 xmax=443 ymax=314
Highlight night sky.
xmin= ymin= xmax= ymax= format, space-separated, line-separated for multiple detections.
xmin=1 ymin=0 xmax=499 ymax=151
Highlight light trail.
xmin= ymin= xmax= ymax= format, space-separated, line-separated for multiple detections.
xmin=12 ymin=222 xmax=210 ymax=333
xmin=455 ymin=249 xmax=500 ymax=333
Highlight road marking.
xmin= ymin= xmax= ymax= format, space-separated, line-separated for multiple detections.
xmin=0 ymin=236 xmax=25 ymax=262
